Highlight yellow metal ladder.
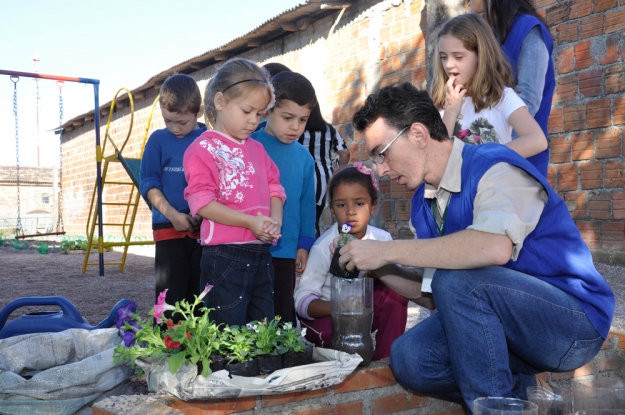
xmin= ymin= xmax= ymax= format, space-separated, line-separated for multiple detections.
xmin=82 ymin=89 xmax=159 ymax=273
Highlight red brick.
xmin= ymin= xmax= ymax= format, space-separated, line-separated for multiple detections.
xmin=605 ymin=161 xmax=625 ymax=188
xmin=614 ymin=330 xmax=625 ymax=349
xmin=556 ymin=21 xmax=579 ymax=43
xmin=380 ymin=25 xmax=391 ymax=43
xmin=600 ymin=221 xmax=625 ymax=250
xmin=601 ymin=33 xmax=621 ymax=65
xmin=550 ymin=135 xmax=571 ymax=163
xmin=613 ymin=192 xmax=625 ymax=220
xmin=387 ymin=40 xmax=399 ymax=57
xmin=575 ymin=41 xmax=596 ymax=70
xmin=606 ymin=8 xmax=625 ymax=33
xmin=565 ymin=192 xmax=587 ymax=219
xmin=577 ymin=220 xmax=601 ymax=249
xmin=545 ymin=2 xmax=569 ymax=26
xmin=410 ymin=0 xmax=424 ymax=14
xmin=605 ymin=63 xmax=625 ymax=94
xmin=595 ymin=0 xmax=618 ymax=12
xmin=556 ymin=163 xmax=579 ymax=192
xmin=571 ymin=131 xmax=594 ymax=161
xmin=380 ymin=200 xmax=392 ymax=221
xmin=261 ymin=388 xmax=329 ymax=407
xmin=547 ymin=165 xmax=557 ymax=188
xmin=548 ymin=107 xmax=564 ymax=133
xmin=570 ymin=0 xmax=592 ymax=18
xmin=557 ymin=46 xmax=575 ymax=74
xmin=405 ymin=48 xmax=425 ymax=68
xmin=588 ymin=192 xmax=611 ymax=219
xmin=169 ymin=396 xmax=256 ymax=415
xmin=615 ymin=97 xmax=625 ymax=126
xmin=579 ymin=69 xmax=602 ymax=97
xmin=390 ymin=181 xmax=406 ymax=199
xmin=535 ymin=0 xmax=557 ymax=9
xmin=563 ymin=103 xmax=587 ymax=131
xmin=412 ymin=32 xmax=425 ymax=50
xmin=391 ymin=20 xmax=404 ymax=39
xmin=370 ymin=392 xmax=430 ymax=415
xmin=580 ymin=14 xmax=604 ymax=39
xmin=292 ymin=401 xmax=363 ymax=415
xmin=580 ymin=161 xmax=603 ymax=189
xmin=596 ymin=129 xmax=620 ymax=159
xmin=587 ymin=99 xmax=611 ymax=129
xmin=557 ymin=73 xmax=578 ymax=102
xmin=574 ymin=361 xmax=595 ymax=377
xmin=333 ymin=364 xmax=397 ymax=394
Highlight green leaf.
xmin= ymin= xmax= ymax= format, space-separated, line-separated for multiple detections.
xmin=168 ymin=351 xmax=186 ymax=374
xmin=201 ymin=357 xmax=211 ymax=377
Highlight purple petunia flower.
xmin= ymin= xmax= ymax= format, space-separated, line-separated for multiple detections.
xmin=116 ymin=301 xmax=137 ymax=329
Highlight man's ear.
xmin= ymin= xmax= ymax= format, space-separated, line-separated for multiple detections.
xmin=409 ymin=123 xmax=429 ymax=149
xmin=214 ymin=92 xmax=226 ymax=111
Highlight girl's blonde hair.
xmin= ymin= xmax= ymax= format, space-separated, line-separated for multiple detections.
xmin=431 ymin=13 xmax=513 ymax=113
xmin=203 ymin=58 xmax=275 ymax=128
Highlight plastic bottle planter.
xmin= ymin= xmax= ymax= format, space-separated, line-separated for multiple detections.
xmin=330 ymin=276 xmax=374 ymax=367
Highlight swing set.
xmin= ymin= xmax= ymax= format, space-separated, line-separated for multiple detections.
xmin=0 ymin=69 xmax=106 ymax=273
xmin=2 ymin=69 xmax=158 ymax=277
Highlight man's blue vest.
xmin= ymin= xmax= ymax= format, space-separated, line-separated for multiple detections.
xmin=502 ymin=13 xmax=555 ymax=178
xmin=411 ymin=143 xmax=614 ymax=338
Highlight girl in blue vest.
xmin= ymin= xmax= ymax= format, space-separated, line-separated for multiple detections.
xmin=471 ymin=0 xmax=555 ymax=177
xmin=431 ymin=13 xmax=547 ymax=171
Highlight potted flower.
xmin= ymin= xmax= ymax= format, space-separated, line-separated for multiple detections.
xmin=276 ymin=322 xmax=310 ymax=368
xmin=113 ymin=284 xmax=221 ymax=378
xmin=329 ymin=223 xmax=359 ymax=279
xmin=220 ymin=324 xmax=259 ymax=377
xmin=252 ymin=317 xmax=283 ymax=374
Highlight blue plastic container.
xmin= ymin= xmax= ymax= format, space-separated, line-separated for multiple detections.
xmin=0 ymin=296 xmax=135 ymax=339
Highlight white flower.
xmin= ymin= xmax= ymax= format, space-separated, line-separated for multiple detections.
xmin=283 ymin=322 xmax=293 ymax=330
xmin=276 ymin=330 xmax=281 ymax=336
xmin=341 ymin=224 xmax=352 ymax=233
xmin=300 ymin=328 xmax=307 ymax=337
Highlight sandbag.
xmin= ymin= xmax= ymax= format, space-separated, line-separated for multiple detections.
xmin=0 ymin=328 xmax=133 ymax=415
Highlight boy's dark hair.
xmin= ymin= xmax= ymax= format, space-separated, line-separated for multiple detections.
xmin=328 ymin=165 xmax=378 ymax=206
xmin=159 ymin=73 xmax=201 ymax=115
xmin=271 ymin=71 xmax=317 ymax=110
xmin=352 ymin=82 xmax=449 ymax=142
xmin=263 ymin=62 xmax=292 ymax=78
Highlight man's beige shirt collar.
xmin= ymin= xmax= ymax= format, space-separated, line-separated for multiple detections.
xmin=423 ymin=138 xmax=464 ymax=199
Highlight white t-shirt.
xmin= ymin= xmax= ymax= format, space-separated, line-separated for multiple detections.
xmin=440 ymin=87 xmax=526 ymax=145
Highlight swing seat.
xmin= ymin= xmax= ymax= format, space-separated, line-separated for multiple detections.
xmin=15 ymin=231 xmax=66 ymax=240
xmin=116 ymin=150 xmax=141 ymax=189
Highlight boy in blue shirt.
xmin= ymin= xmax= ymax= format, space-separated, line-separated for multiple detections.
xmin=252 ymin=71 xmax=316 ymax=325
xmin=140 ymin=73 xmax=206 ymax=322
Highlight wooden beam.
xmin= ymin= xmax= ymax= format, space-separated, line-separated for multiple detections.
xmin=247 ymin=40 xmax=263 ymax=47
xmin=190 ymin=62 xmax=205 ymax=69
xmin=320 ymin=2 xmax=351 ymax=9
xmin=72 ymin=119 xmax=84 ymax=127
xmin=296 ymin=18 xmax=312 ymax=31
xmin=100 ymin=108 xmax=109 ymax=117
xmin=85 ymin=114 xmax=94 ymax=122
xmin=215 ymin=54 xmax=229 ymax=61
xmin=134 ymin=91 xmax=145 ymax=100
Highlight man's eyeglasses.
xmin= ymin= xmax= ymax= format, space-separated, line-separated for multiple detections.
xmin=371 ymin=126 xmax=408 ymax=165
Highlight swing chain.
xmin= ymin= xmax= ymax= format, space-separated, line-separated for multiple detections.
xmin=11 ymin=76 xmax=23 ymax=236
xmin=56 ymin=81 xmax=64 ymax=232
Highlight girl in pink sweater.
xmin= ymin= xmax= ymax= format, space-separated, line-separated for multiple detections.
xmin=183 ymin=58 xmax=286 ymax=327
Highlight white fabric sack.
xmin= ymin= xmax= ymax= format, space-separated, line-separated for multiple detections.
xmin=0 ymin=328 xmax=133 ymax=415
xmin=136 ymin=347 xmax=362 ymax=401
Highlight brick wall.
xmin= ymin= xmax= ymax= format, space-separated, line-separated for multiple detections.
xmin=543 ymin=0 xmax=625 ymax=264
xmin=61 ymin=0 xmax=625 ymax=262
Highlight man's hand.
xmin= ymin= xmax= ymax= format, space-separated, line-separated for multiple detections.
xmin=338 ymin=239 xmax=388 ymax=272
xmin=295 ymin=248 xmax=309 ymax=274
xmin=171 ymin=212 xmax=197 ymax=232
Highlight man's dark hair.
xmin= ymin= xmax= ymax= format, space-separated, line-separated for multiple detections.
xmin=262 ymin=62 xmax=292 ymax=78
xmin=352 ymin=82 xmax=449 ymax=142
xmin=271 ymin=71 xmax=317 ymax=109
xmin=159 ymin=73 xmax=201 ymax=115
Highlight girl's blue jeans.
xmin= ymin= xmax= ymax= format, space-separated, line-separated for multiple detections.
xmin=200 ymin=243 xmax=275 ymax=327
xmin=389 ymin=266 xmax=603 ymax=414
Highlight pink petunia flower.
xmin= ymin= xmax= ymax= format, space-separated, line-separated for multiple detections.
xmin=153 ymin=289 xmax=175 ymax=324
xmin=198 ymin=284 xmax=213 ymax=302
xmin=474 ymin=135 xmax=481 ymax=142
xmin=456 ymin=129 xmax=471 ymax=139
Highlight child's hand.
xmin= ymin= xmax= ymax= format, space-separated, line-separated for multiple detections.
xmin=191 ymin=215 xmax=203 ymax=232
xmin=329 ymin=236 xmax=344 ymax=258
xmin=171 ymin=212 xmax=197 ymax=232
xmin=263 ymin=218 xmax=282 ymax=240
xmin=249 ymin=213 xmax=279 ymax=241
xmin=445 ymin=75 xmax=466 ymax=115
xmin=295 ymin=248 xmax=309 ymax=274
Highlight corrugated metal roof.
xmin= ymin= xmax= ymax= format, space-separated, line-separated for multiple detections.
xmin=62 ymin=0 xmax=356 ymax=131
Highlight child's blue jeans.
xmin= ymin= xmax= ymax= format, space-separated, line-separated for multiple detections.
xmin=200 ymin=243 xmax=275 ymax=327
xmin=389 ymin=266 xmax=603 ymax=414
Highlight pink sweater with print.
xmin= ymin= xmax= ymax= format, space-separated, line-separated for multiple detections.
xmin=183 ymin=130 xmax=286 ymax=246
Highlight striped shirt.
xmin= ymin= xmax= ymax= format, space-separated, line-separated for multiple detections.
xmin=297 ymin=124 xmax=348 ymax=206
